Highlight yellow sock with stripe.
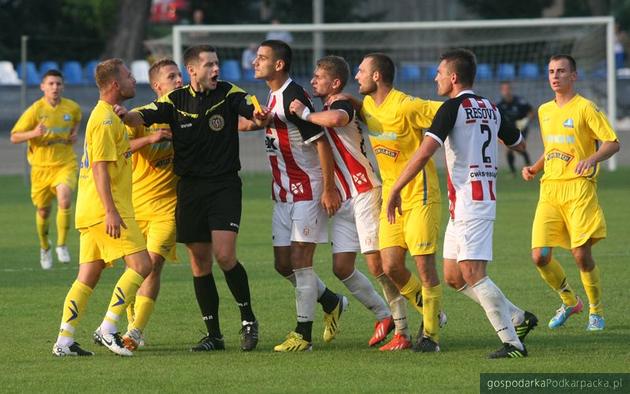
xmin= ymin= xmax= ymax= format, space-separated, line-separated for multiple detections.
xmin=421 ymin=284 xmax=442 ymax=342
xmin=399 ymin=274 xmax=423 ymax=315
xmin=100 ymin=269 xmax=144 ymax=334
xmin=580 ymin=266 xmax=603 ymax=315
xmin=56 ymin=281 xmax=93 ymax=346
xmin=536 ymin=257 xmax=578 ymax=306
xmin=130 ymin=295 xmax=155 ymax=331
xmin=126 ymin=300 xmax=136 ymax=331
xmin=56 ymin=207 xmax=71 ymax=246
xmin=35 ymin=212 xmax=49 ymax=250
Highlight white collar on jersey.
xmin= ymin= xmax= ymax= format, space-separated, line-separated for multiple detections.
xmin=456 ymin=89 xmax=475 ymax=97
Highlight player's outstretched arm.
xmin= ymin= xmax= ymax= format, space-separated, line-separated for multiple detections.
xmin=92 ymin=161 xmax=126 ymax=239
xmin=128 ymin=128 xmax=172 ymax=152
xmin=289 ymin=99 xmax=350 ymax=128
xmin=386 ymin=137 xmax=441 ymax=223
xmin=575 ymin=140 xmax=620 ymax=175
xmin=521 ymin=154 xmax=544 ymax=181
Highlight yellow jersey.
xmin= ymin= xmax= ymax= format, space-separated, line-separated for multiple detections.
xmin=127 ymin=122 xmax=178 ymax=221
xmin=361 ymin=89 xmax=442 ymax=208
xmin=11 ymin=97 xmax=81 ymax=166
xmin=538 ymin=94 xmax=618 ymax=183
xmin=75 ymin=100 xmax=134 ymax=228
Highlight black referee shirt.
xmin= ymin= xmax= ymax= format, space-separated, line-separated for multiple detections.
xmin=136 ymin=82 xmax=255 ymax=178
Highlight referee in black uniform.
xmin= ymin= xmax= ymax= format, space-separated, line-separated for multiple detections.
xmin=118 ymin=45 xmax=269 ymax=352
xmin=497 ymin=81 xmax=534 ymax=177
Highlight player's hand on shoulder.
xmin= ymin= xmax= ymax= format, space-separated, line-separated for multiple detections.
xmin=113 ymin=104 xmax=129 ymax=120
xmin=289 ymin=99 xmax=306 ymax=117
xmin=328 ymin=93 xmax=352 ymax=103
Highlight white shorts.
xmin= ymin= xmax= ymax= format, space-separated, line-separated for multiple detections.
xmin=272 ymin=200 xmax=328 ymax=246
xmin=331 ymin=187 xmax=381 ymax=254
xmin=442 ymin=218 xmax=494 ymax=262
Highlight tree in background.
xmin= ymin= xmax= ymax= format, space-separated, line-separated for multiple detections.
xmin=102 ymin=0 xmax=151 ymax=62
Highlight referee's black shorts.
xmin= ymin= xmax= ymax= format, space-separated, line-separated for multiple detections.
xmin=175 ymin=173 xmax=242 ymax=243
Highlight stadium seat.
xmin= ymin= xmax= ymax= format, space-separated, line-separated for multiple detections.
xmin=497 ymin=63 xmax=516 ymax=80
xmin=518 ymin=63 xmax=539 ymax=80
xmin=131 ymin=60 xmax=151 ymax=84
xmin=62 ymin=61 xmax=83 ymax=85
xmin=16 ymin=61 xmax=40 ymax=85
xmin=242 ymin=68 xmax=256 ymax=81
xmin=399 ymin=63 xmax=421 ymax=82
xmin=476 ymin=63 xmax=493 ymax=80
xmin=221 ymin=59 xmax=241 ymax=81
xmin=422 ymin=65 xmax=438 ymax=81
xmin=181 ymin=67 xmax=190 ymax=84
xmin=0 ymin=61 xmax=21 ymax=85
xmin=84 ymin=60 xmax=98 ymax=85
xmin=40 ymin=61 xmax=60 ymax=74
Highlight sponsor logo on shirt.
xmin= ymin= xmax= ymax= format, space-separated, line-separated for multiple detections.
xmin=545 ymin=134 xmax=575 ymax=144
xmin=290 ymin=182 xmax=305 ymax=195
xmin=372 ymin=144 xmax=399 ymax=160
xmin=180 ymin=122 xmax=192 ymax=128
xmin=562 ymin=118 xmax=574 ymax=128
xmin=545 ymin=148 xmax=573 ymax=163
xmin=63 ymin=114 xmax=71 ymax=121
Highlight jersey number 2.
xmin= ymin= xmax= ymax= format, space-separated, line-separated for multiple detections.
xmin=479 ymin=124 xmax=492 ymax=163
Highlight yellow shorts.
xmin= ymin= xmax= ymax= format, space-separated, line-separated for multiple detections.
xmin=79 ymin=218 xmax=146 ymax=266
xmin=137 ymin=218 xmax=177 ymax=261
xmin=30 ymin=161 xmax=78 ymax=208
xmin=379 ymin=202 xmax=440 ymax=256
xmin=532 ymin=179 xmax=606 ymax=250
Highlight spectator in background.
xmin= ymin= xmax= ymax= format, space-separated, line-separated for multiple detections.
xmin=497 ymin=81 xmax=534 ymax=177
xmin=265 ymin=19 xmax=293 ymax=44
xmin=615 ymin=23 xmax=629 ymax=69
xmin=192 ymin=8 xmax=205 ymax=25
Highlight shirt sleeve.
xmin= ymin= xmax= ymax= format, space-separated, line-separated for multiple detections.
xmin=135 ymin=95 xmax=175 ymax=126
xmin=403 ymin=98 xmax=442 ymax=130
xmin=424 ymin=100 xmax=456 ymax=145
xmin=584 ymin=101 xmax=618 ymax=142
xmin=11 ymin=104 xmax=37 ymax=134
xmin=90 ymin=120 xmax=118 ymax=162
xmin=497 ymin=108 xmax=523 ymax=147
xmin=284 ymin=92 xmax=323 ymax=144
xmin=329 ymin=99 xmax=354 ymax=122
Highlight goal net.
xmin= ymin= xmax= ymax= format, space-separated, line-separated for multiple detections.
xmin=164 ymin=17 xmax=617 ymax=170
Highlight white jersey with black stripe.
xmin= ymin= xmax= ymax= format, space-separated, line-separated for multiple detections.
xmin=425 ymin=90 xmax=522 ymax=221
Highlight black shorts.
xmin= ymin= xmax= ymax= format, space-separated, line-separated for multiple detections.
xmin=176 ymin=174 xmax=242 ymax=243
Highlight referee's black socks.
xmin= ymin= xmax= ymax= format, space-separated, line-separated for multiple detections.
xmin=223 ymin=261 xmax=256 ymax=323
xmin=193 ymin=273 xmax=222 ymax=338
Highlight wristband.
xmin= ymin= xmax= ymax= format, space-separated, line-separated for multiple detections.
xmin=300 ymin=107 xmax=311 ymax=121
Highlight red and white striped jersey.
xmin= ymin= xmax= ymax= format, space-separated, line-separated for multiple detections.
xmin=323 ymin=99 xmax=380 ymax=201
xmin=265 ymin=78 xmax=325 ymax=202
xmin=425 ymin=90 xmax=522 ymax=221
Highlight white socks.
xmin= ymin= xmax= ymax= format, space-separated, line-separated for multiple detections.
xmin=376 ymin=274 xmax=409 ymax=336
xmin=472 ymin=277 xmax=523 ymax=350
xmin=342 ymin=269 xmax=390 ymax=321
xmin=457 ymin=283 xmax=525 ymax=325
xmin=285 ymin=271 xmax=326 ymax=298
xmin=294 ymin=267 xmax=318 ymax=323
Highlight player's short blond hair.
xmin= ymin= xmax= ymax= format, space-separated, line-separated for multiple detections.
xmin=95 ymin=58 xmax=124 ymax=90
xmin=316 ymin=55 xmax=350 ymax=89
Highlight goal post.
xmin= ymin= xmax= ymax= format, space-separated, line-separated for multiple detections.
xmin=170 ymin=17 xmax=617 ymax=171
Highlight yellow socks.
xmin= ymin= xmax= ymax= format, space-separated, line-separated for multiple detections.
xmin=101 ymin=269 xmax=144 ymax=333
xmin=580 ymin=266 xmax=603 ymax=315
xmin=421 ymin=284 xmax=442 ymax=342
xmin=35 ymin=212 xmax=49 ymax=250
xmin=399 ymin=274 xmax=423 ymax=315
xmin=130 ymin=295 xmax=155 ymax=331
xmin=536 ymin=257 xmax=578 ymax=306
xmin=57 ymin=281 xmax=93 ymax=345
xmin=56 ymin=207 xmax=71 ymax=246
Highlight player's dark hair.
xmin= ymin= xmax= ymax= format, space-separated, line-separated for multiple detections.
xmin=149 ymin=58 xmax=179 ymax=83
xmin=440 ymin=48 xmax=477 ymax=87
xmin=364 ymin=53 xmax=394 ymax=85
xmin=183 ymin=45 xmax=217 ymax=66
xmin=316 ymin=55 xmax=350 ymax=89
xmin=260 ymin=39 xmax=292 ymax=73
xmin=549 ymin=54 xmax=577 ymax=72
xmin=95 ymin=58 xmax=124 ymax=89
xmin=41 ymin=69 xmax=63 ymax=82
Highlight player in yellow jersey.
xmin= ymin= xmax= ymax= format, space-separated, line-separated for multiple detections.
xmin=10 ymin=69 xmax=81 ymax=269
xmin=122 ymin=59 xmax=182 ymax=350
xmin=522 ymin=54 xmax=620 ymax=331
xmin=51 ymin=59 xmax=152 ymax=357
xmin=351 ymin=53 xmax=445 ymax=351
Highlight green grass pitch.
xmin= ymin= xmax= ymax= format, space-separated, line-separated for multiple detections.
xmin=1 ymin=169 xmax=629 ymax=392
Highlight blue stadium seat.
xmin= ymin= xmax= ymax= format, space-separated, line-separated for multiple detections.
xmin=242 ymin=68 xmax=256 ymax=81
xmin=497 ymin=63 xmax=516 ymax=80
xmin=518 ymin=63 xmax=539 ymax=80
xmin=16 ymin=61 xmax=40 ymax=85
xmin=181 ymin=67 xmax=190 ymax=84
xmin=40 ymin=61 xmax=60 ymax=74
xmin=62 ymin=61 xmax=83 ymax=85
xmin=221 ymin=60 xmax=241 ymax=81
xmin=422 ymin=65 xmax=437 ymax=81
xmin=477 ymin=63 xmax=493 ymax=80
xmin=399 ymin=63 xmax=421 ymax=82
xmin=84 ymin=60 xmax=98 ymax=85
